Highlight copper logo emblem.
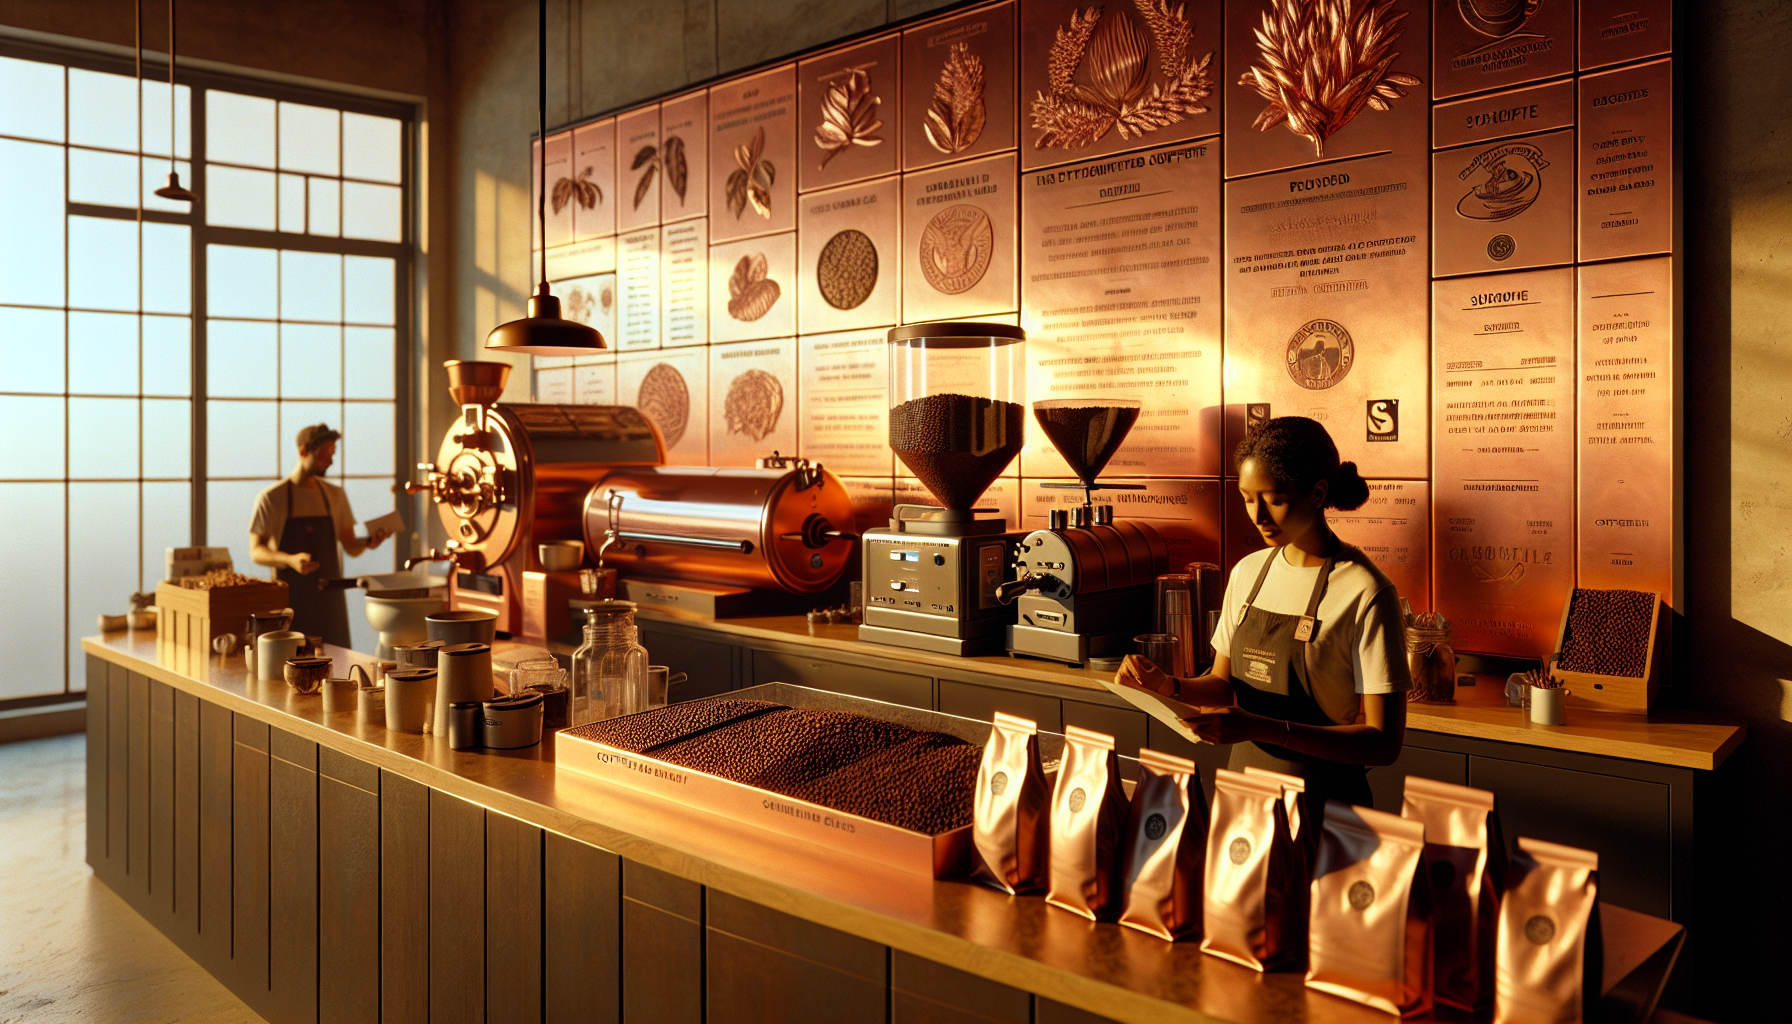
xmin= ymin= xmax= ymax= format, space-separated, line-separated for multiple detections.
xmin=1144 ymin=812 xmax=1167 ymax=840
xmin=1285 ymin=319 xmax=1354 ymax=390
xmin=990 ymin=770 xmax=1009 ymax=795
xmin=1524 ymin=914 xmax=1556 ymax=944
xmin=1068 ymin=787 xmax=1087 ymax=813
xmin=1228 ymin=836 xmax=1252 ymax=864
xmin=1348 ymin=880 xmax=1376 ymax=909
xmin=920 ymin=204 xmax=994 ymax=294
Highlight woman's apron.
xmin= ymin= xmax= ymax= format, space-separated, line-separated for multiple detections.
xmin=277 ymin=480 xmax=352 ymax=648
xmin=1225 ymin=547 xmax=1374 ymax=811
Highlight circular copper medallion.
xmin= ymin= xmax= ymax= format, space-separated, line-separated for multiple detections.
xmin=990 ymin=770 xmax=1009 ymax=796
xmin=1144 ymin=813 xmax=1167 ymax=841
xmin=1228 ymin=836 xmax=1252 ymax=864
xmin=1348 ymin=880 xmax=1376 ymax=910
xmin=817 ymin=229 xmax=878 ymax=310
xmin=1067 ymin=787 xmax=1087 ymax=813
xmin=919 ymin=204 xmax=993 ymax=295
xmin=1524 ymin=914 xmax=1557 ymax=945
xmin=1285 ymin=318 xmax=1355 ymax=390
xmin=636 ymin=362 xmax=690 ymax=449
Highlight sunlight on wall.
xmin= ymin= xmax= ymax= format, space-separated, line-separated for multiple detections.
xmin=1730 ymin=189 xmax=1792 ymax=656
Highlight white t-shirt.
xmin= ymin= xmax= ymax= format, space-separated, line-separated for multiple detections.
xmin=249 ymin=477 xmax=355 ymax=555
xmin=1210 ymin=542 xmax=1411 ymax=724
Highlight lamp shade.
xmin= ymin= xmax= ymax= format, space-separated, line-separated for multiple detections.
xmin=484 ymin=282 xmax=607 ymax=356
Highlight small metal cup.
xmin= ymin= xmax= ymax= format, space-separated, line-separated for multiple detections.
xmin=448 ymin=701 xmax=483 ymax=750
xmin=1133 ymin=634 xmax=1181 ymax=678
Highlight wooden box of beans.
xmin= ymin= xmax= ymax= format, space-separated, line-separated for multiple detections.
xmin=154 ymin=577 xmax=290 ymax=677
xmin=554 ymin=683 xmax=1066 ymax=877
xmin=1551 ymin=588 xmax=1662 ymax=714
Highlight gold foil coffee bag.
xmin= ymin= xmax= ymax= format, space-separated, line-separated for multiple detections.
xmin=1494 ymin=838 xmax=1601 ymax=1024
xmin=1242 ymin=765 xmax=1314 ymax=931
xmin=1046 ymin=726 xmax=1130 ymax=920
xmin=1201 ymin=768 xmax=1304 ymax=970
xmin=971 ymin=712 xmax=1051 ymax=894
xmin=1402 ymin=776 xmax=1506 ymax=1011
xmin=1306 ymin=802 xmax=1433 ymax=1018
xmin=1116 ymin=748 xmax=1208 ymax=940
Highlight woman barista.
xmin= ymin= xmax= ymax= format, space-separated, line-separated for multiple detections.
xmin=1119 ymin=416 xmax=1409 ymax=809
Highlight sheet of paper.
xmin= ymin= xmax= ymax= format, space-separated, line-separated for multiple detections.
xmin=362 ymin=510 xmax=404 ymax=538
xmin=1098 ymin=677 xmax=1208 ymax=748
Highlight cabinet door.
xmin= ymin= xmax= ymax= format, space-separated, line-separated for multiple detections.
xmin=319 ymin=765 xmax=380 ymax=1024
xmin=544 ymin=833 xmax=620 ymax=1024
xmin=640 ymin=626 xmax=739 ymax=701
xmin=382 ymin=771 xmax=430 ymax=1024
xmin=268 ymin=733 xmax=319 ymax=1024
xmin=487 ymin=813 xmax=543 ymax=1024
xmin=753 ymin=649 xmax=932 ymax=708
xmin=622 ymin=861 xmax=703 ymax=1024
xmin=431 ymin=790 xmax=487 ymax=1024
xmin=233 ymin=716 xmax=272 ymax=1010
xmin=84 ymin=655 xmax=109 ymax=878
xmin=1062 ymin=700 xmax=1148 ymax=760
xmin=892 ymin=949 xmax=1030 ymax=1024
xmin=197 ymin=699 xmax=235 ymax=977
xmin=707 ymin=891 xmax=886 ymax=1024
xmin=1366 ymin=745 xmax=1469 ymax=813
xmin=938 ymin=680 xmax=1062 ymax=731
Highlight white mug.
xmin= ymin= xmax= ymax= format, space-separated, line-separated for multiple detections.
xmin=256 ymin=630 xmax=308 ymax=682
xmin=1529 ymin=685 xmax=1568 ymax=726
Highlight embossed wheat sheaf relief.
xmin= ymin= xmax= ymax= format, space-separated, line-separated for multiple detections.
xmin=1237 ymin=0 xmax=1422 ymax=157
xmin=1030 ymin=0 xmax=1214 ymax=152
xmin=815 ymin=67 xmax=885 ymax=169
xmin=551 ymin=166 xmax=601 ymax=213
xmin=725 ymin=126 xmax=776 ymax=220
xmin=926 ymin=42 xmax=987 ymax=154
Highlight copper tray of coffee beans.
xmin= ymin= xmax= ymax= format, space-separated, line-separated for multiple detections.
xmin=554 ymin=683 xmax=1067 ymax=877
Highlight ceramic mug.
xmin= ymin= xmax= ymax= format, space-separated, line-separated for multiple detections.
xmin=257 ymin=630 xmax=308 ymax=681
xmin=384 ymin=668 xmax=437 ymax=734
xmin=285 ymin=655 xmax=332 ymax=694
xmin=356 ymin=686 xmax=387 ymax=721
xmin=321 ymin=676 xmax=359 ymax=712
xmin=1529 ymin=685 xmax=1568 ymax=726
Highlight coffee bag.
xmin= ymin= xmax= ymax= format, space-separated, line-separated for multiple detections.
xmin=1242 ymin=765 xmax=1314 ymax=931
xmin=971 ymin=712 xmax=1050 ymax=894
xmin=1402 ymin=776 xmax=1505 ymax=1010
xmin=1116 ymin=748 xmax=1208 ymax=939
xmin=1201 ymin=768 xmax=1305 ymax=970
xmin=1494 ymin=838 xmax=1601 ymax=1024
xmin=1306 ymin=802 xmax=1433 ymax=1017
xmin=1046 ymin=726 xmax=1130 ymax=920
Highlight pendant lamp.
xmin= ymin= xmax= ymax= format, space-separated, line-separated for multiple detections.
xmin=484 ymin=0 xmax=606 ymax=356
xmin=153 ymin=0 xmax=197 ymax=202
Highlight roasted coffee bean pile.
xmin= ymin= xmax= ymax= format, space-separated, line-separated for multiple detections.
xmin=652 ymin=709 xmax=919 ymax=792
xmin=790 ymin=733 xmax=980 ymax=834
xmin=564 ymin=698 xmax=782 ymax=752
xmin=176 ymin=569 xmax=265 ymax=590
xmin=1558 ymin=587 xmax=1655 ymax=677
xmin=1032 ymin=403 xmax=1140 ymax=481
xmin=889 ymin=393 xmax=1024 ymax=510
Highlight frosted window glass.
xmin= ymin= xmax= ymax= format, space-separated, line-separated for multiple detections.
xmin=69 ymin=481 xmax=140 ymax=676
xmin=0 ymin=140 xmax=65 ymax=306
xmin=280 ymin=250 xmax=343 ymax=322
xmin=309 ymin=177 xmax=340 ymax=237
xmin=342 ymin=181 xmax=402 ymax=242
xmin=344 ymin=327 xmax=394 ymax=400
xmin=207 ymin=90 xmax=276 ymax=168
xmin=0 ymin=57 xmax=64 ymax=142
xmin=0 ymin=397 xmax=64 ymax=478
xmin=208 ymin=478 xmax=271 ymax=559
xmin=206 ymin=399 xmax=279 ymax=478
xmin=142 ymin=159 xmax=195 ymax=213
xmin=207 ymin=319 xmax=278 ymax=398
xmin=68 ymin=68 xmax=137 ymax=152
xmin=207 ymin=245 xmax=278 ymax=318
xmin=0 ymin=483 xmax=65 ymax=698
xmin=279 ymin=172 xmax=307 ymax=233
xmin=68 ymin=311 xmax=138 ymax=395
xmin=281 ymin=323 xmax=342 ymax=399
xmin=0 ymin=306 xmax=65 ymax=394
xmin=342 ymin=112 xmax=402 ymax=183
xmin=142 ymin=222 xmax=191 ymax=315
xmin=142 ymin=315 xmax=191 ymax=396
xmin=280 ymin=401 xmax=343 ymax=472
xmin=344 ymin=256 xmax=395 ymax=325
xmin=341 ymin=401 xmax=395 ymax=478
xmin=142 ymin=399 xmax=192 ymax=478
xmin=279 ymin=102 xmax=340 ymax=175
xmin=69 ymin=396 xmax=138 ymax=478
xmin=206 ymin=165 xmax=277 ymax=230
xmin=140 ymin=80 xmax=192 ymax=159
xmin=143 ymin=481 xmax=191 ymax=587
xmin=68 ymin=147 xmax=139 ymax=208
xmin=68 ymin=217 xmax=138 ymax=312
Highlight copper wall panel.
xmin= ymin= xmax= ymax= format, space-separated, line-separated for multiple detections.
xmin=799 ymin=328 xmax=893 ymax=476
xmin=1021 ymin=477 xmax=1223 ymax=568
xmin=1223 ymin=0 xmax=1429 ymax=177
xmin=1432 ymin=127 xmax=1575 ymax=277
xmin=1431 ymin=0 xmax=1574 ymax=100
xmin=1223 ymin=151 xmax=1430 ymax=478
xmin=536 ymin=133 xmax=574 ymax=249
xmin=574 ymin=360 xmax=616 ymax=405
xmin=902 ymin=152 xmax=1018 ymax=320
xmin=709 ymin=337 xmax=798 ymax=467
xmin=799 ymin=35 xmax=901 ymax=192
xmin=619 ymin=229 xmax=661 ymax=350
xmin=1019 ymin=0 xmax=1221 ymax=172
xmin=843 ymin=476 xmax=897 ymax=532
xmin=1019 ymin=140 xmax=1223 ymax=477
xmin=1578 ymin=59 xmax=1673 ymax=262
xmin=1219 ymin=477 xmax=1430 ymax=610
xmin=1578 ymin=257 xmax=1675 ymax=604
xmin=616 ymin=105 xmax=661 ymax=234
xmin=1433 ymin=78 xmax=1575 ymax=153
xmin=710 ymin=231 xmax=796 ymax=343
xmin=1580 ymin=0 xmax=1672 ymax=71
xmin=1432 ymin=269 xmax=1576 ymax=659
xmin=544 ymin=235 xmax=615 ymax=281
xmin=903 ymin=1 xmax=1017 ymax=172
xmin=798 ymin=176 xmax=901 ymax=334
xmin=551 ymin=271 xmax=617 ymax=347
xmin=661 ymin=218 xmax=708 ymax=347
xmin=897 ymin=475 xmax=1018 ymax=522
xmin=618 ymin=347 xmax=709 ymax=466
xmin=572 ymin=119 xmax=617 ymax=241
xmin=534 ymin=366 xmax=572 ymax=403
xmin=709 ymin=65 xmax=798 ymax=243
xmin=660 ymin=91 xmax=709 ymax=222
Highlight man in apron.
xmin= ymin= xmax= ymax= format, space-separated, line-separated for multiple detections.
xmin=248 ymin=424 xmax=391 ymax=648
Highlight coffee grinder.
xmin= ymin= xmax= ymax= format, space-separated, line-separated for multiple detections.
xmin=859 ymin=323 xmax=1027 ymax=656
xmin=998 ymin=399 xmax=1171 ymax=666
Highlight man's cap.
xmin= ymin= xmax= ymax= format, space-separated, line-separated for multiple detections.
xmin=296 ymin=423 xmax=342 ymax=450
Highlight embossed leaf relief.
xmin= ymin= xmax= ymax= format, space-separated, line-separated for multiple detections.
xmin=550 ymin=166 xmax=602 ymax=214
xmin=1237 ymin=0 xmax=1423 ymax=157
xmin=726 ymin=253 xmax=781 ymax=322
xmin=815 ymin=68 xmax=885 ymax=169
xmin=925 ymin=41 xmax=987 ymax=154
xmin=630 ymin=145 xmax=658 ymax=210
xmin=662 ymin=135 xmax=689 ymax=203
xmin=1030 ymin=0 xmax=1214 ymax=152
xmin=725 ymin=126 xmax=776 ymax=220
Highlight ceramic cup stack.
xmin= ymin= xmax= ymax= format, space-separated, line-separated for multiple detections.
xmin=435 ymin=642 xmax=494 ymax=736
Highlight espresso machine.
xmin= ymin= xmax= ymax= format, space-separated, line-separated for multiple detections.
xmin=859 ymin=323 xmax=1028 ymax=656
xmin=998 ymin=400 xmax=1171 ymax=666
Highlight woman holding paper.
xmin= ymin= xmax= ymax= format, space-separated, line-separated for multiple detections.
xmin=1117 ymin=416 xmax=1410 ymax=810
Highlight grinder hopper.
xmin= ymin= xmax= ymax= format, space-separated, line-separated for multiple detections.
xmin=1032 ymin=399 xmax=1144 ymax=509
xmin=887 ymin=323 xmax=1026 ymax=515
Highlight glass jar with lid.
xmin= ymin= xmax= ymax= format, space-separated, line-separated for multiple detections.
xmin=569 ymin=601 xmax=648 ymax=725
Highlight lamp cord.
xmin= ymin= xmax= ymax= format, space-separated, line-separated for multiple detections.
xmin=537 ymin=0 xmax=547 ymax=289
xmin=168 ymin=0 xmax=177 ymax=173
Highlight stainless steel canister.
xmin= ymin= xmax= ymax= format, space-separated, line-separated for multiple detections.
xmin=447 ymin=701 xmax=483 ymax=750
xmin=482 ymin=693 xmax=545 ymax=749
xmin=1155 ymin=574 xmax=1196 ymax=677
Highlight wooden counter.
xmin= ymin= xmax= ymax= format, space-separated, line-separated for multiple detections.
xmin=82 ymin=631 xmax=1692 ymax=1024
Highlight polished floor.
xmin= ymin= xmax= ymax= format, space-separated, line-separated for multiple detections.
xmin=0 ymin=732 xmax=260 ymax=1024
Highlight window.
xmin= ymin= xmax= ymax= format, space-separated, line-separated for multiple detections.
xmin=0 ymin=46 xmax=412 ymax=704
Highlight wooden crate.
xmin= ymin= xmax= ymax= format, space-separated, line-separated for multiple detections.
xmin=155 ymin=579 xmax=290 ymax=668
xmin=1552 ymin=589 xmax=1662 ymax=715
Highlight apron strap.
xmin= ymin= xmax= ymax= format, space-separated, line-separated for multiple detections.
xmin=1242 ymin=544 xmax=1338 ymax=643
xmin=286 ymin=478 xmax=335 ymax=536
